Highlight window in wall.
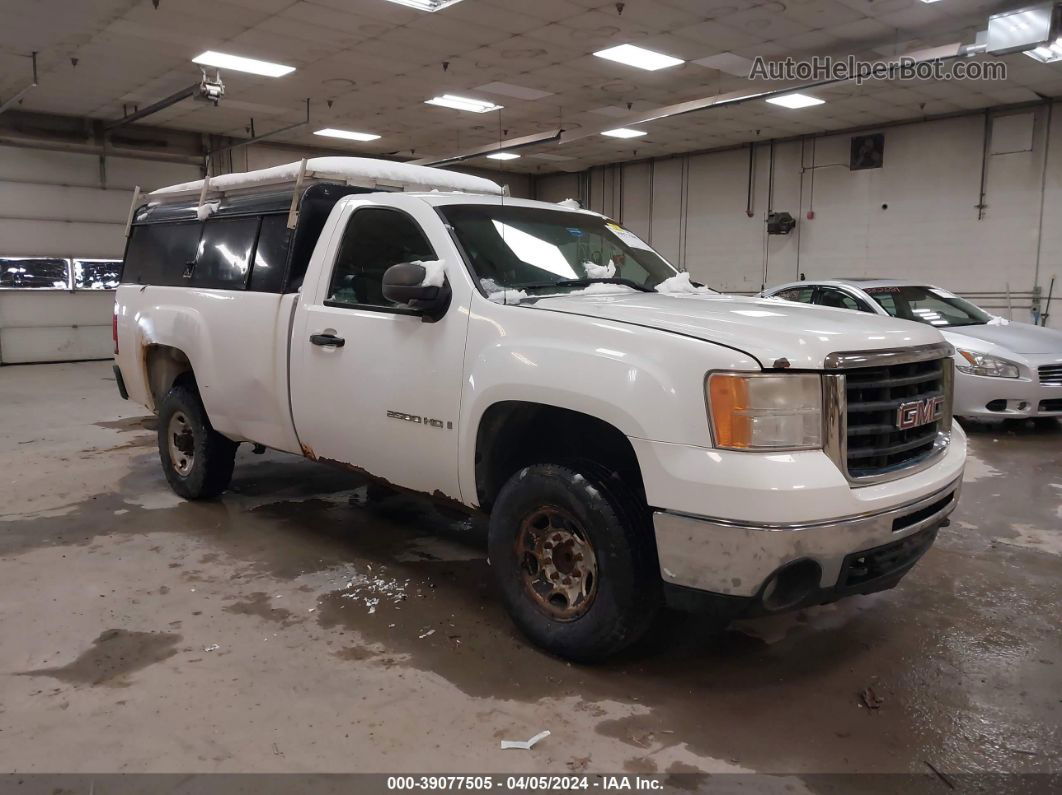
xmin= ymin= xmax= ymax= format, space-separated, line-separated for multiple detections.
xmin=327 ymin=208 xmax=436 ymax=308
xmin=192 ymin=217 xmax=260 ymax=289
xmin=123 ymin=222 xmax=202 ymax=286
xmin=0 ymin=257 xmax=71 ymax=289
xmin=248 ymin=215 xmax=290 ymax=293
xmin=74 ymin=259 xmax=121 ymax=289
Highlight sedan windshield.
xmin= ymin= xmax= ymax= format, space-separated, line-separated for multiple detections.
xmin=438 ymin=204 xmax=680 ymax=295
xmin=864 ymin=285 xmax=991 ymax=328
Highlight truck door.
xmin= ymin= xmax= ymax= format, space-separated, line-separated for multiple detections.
xmin=289 ymin=195 xmax=469 ymax=501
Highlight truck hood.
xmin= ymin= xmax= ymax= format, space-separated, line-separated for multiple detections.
xmin=940 ymin=321 xmax=1062 ymax=355
xmin=528 ymin=292 xmax=944 ymax=369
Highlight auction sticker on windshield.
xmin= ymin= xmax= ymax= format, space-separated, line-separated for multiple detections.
xmin=606 ymin=222 xmax=653 ymax=252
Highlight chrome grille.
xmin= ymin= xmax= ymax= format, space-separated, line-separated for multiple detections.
xmin=844 ymin=358 xmax=946 ymax=478
xmin=823 ymin=343 xmax=954 ymax=486
xmin=1039 ymin=364 xmax=1062 ymax=386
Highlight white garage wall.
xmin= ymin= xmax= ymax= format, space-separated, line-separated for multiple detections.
xmin=536 ymin=103 xmax=1061 ymax=328
xmin=0 ymin=140 xmax=531 ymax=364
xmin=0 ymin=145 xmax=201 ymax=364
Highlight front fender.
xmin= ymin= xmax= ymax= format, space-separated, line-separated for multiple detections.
xmin=458 ymin=302 xmax=760 ymax=505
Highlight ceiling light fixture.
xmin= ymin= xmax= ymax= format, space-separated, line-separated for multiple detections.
xmin=191 ymin=51 xmax=295 ymax=77
xmin=765 ymin=93 xmax=825 ymax=109
xmin=383 ymin=0 xmax=465 ymax=10
xmin=1025 ymin=38 xmax=1062 ymax=63
xmin=425 ymin=94 xmax=503 ymax=113
xmin=485 ymin=152 xmax=520 ymax=160
xmin=314 ymin=128 xmax=381 ymax=141
xmin=594 ymin=43 xmax=684 ymax=71
xmin=601 ymin=128 xmax=647 ymax=138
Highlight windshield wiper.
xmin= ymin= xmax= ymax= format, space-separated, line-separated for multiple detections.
xmin=519 ymin=277 xmax=653 ymax=293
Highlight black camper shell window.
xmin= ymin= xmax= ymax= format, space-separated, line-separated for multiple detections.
xmin=120 ymin=183 xmax=371 ymax=293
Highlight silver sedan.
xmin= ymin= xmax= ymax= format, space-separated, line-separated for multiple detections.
xmin=761 ymin=278 xmax=1062 ymax=421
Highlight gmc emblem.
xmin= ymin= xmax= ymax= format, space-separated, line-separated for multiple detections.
xmin=896 ymin=396 xmax=944 ymax=430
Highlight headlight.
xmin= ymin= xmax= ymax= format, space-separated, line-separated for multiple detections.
xmin=706 ymin=373 xmax=822 ymax=450
xmin=955 ymin=349 xmax=1020 ymax=378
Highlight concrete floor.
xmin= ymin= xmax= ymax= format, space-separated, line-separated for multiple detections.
xmin=0 ymin=361 xmax=1059 ymax=780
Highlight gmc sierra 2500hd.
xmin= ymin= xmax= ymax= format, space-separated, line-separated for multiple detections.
xmin=113 ymin=157 xmax=965 ymax=661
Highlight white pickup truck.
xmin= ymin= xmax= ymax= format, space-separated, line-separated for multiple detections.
xmin=114 ymin=157 xmax=966 ymax=661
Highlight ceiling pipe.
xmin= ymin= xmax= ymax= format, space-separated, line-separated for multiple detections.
xmin=411 ymin=128 xmax=563 ymax=167
xmin=0 ymin=51 xmax=38 ymax=117
xmin=559 ymin=43 xmax=968 ymax=146
xmin=418 ymin=42 xmax=969 ymax=166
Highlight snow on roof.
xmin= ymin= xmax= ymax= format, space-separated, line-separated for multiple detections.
xmin=149 ymin=156 xmax=503 ymax=198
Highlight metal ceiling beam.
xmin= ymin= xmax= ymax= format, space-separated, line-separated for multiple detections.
xmin=0 ymin=52 xmax=38 ymax=117
xmin=104 ymin=82 xmax=201 ymax=131
xmin=0 ymin=134 xmax=201 ymax=165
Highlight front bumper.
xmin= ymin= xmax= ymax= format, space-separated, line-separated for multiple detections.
xmin=653 ymin=476 xmax=960 ymax=612
xmin=953 ymin=360 xmax=1062 ymax=418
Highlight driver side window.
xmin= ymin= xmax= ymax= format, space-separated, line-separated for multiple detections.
xmin=816 ymin=287 xmax=872 ymax=312
xmin=327 ymin=207 xmax=436 ymax=308
xmin=775 ymin=286 xmax=815 ymax=303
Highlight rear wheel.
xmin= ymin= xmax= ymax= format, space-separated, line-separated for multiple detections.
xmin=157 ymin=382 xmax=237 ymax=499
xmin=488 ymin=462 xmax=660 ymax=662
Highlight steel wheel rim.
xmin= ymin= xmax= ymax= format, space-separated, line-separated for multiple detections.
xmin=516 ymin=505 xmax=598 ymax=621
xmin=167 ymin=411 xmax=195 ymax=477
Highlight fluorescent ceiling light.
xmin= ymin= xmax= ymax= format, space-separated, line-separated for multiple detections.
xmin=314 ymin=128 xmax=381 ymax=142
xmin=486 ymin=152 xmax=520 ymax=160
xmin=766 ymin=93 xmax=825 ymax=109
xmin=192 ymin=51 xmax=294 ymax=77
xmin=1025 ymin=38 xmax=1062 ymax=63
xmin=425 ymin=94 xmax=503 ymax=113
xmin=383 ymin=0 xmax=465 ymax=10
xmin=919 ymin=1 xmax=943 ymax=4
xmin=594 ymin=44 xmax=684 ymax=71
xmin=601 ymin=128 xmax=647 ymax=139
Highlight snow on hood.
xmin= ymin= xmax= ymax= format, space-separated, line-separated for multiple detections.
xmin=150 ymin=157 xmax=502 ymax=197
xmin=654 ymin=272 xmax=716 ymax=295
xmin=527 ymin=291 xmax=945 ymax=369
xmin=941 ymin=320 xmax=1062 ymax=355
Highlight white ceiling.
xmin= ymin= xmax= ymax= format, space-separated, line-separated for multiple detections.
xmin=2 ymin=0 xmax=1062 ymax=172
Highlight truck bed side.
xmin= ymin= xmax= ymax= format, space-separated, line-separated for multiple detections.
xmin=115 ymin=285 xmax=302 ymax=453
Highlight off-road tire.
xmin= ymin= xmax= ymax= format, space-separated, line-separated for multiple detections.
xmin=157 ymin=382 xmax=237 ymax=499
xmin=488 ymin=462 xmax=661 ymax=662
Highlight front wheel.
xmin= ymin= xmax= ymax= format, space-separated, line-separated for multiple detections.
xmin=157 ymin=382 xmax=237 ymax=499
xmin=488 ymin=463 xmax=661 ymax=662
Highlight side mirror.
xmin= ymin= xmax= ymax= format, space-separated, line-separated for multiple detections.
xmin=382 ymin=261 xmax=451 ymax=321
